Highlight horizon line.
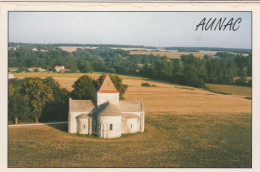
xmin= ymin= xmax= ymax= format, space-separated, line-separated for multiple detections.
xmin=8 ymin=42 xmax=252 ymax=50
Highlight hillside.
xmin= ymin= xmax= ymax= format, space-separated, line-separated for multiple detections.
xmin=14 ymin=73 xmax=251 ymax=114
xmin=9 ymin=73 xmax=252 ymax=167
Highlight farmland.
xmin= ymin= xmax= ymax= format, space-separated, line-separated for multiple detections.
xmin=13 ymin=72 xmax=252 ymax=113
xmin=129 ymin=50 xmax=216 ymax=59
xmin=9 ymin=73 xmax=252 ymax=167
xmin=206 ymin=83 xmax=252 ymax=99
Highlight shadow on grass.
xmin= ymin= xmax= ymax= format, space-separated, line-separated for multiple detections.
xmin=143 ymin=78 xmax=182 ymax=86
xmin=46 ymin=122 xmax=147 ymax=140
xmin=46 ymin=122 xmax=68 ymax=132
xmin=206 ymin=89 xmax=231 ymax=95
xmin=120 ymin=131 xmax=143 ymax=138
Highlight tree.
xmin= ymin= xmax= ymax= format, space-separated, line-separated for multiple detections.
xmin=247 ymin=54 xmax=252 ymax=77
xmin=235 ymin=55 xmax=249 ymax=85
xmin=223 ymin=60 xmax=238 ymax=84
xmin=79 ymin=62 xmax=93 ymax=73
xmin=42 ymin=77 xmax=70 ymax=121
xmin=97 ymin=74 xmax=128 ymax=100
xmin=8 ymin=83 xmax=31 ymax=124
xmin=9 ymin=92 xmax=31 ymax=124
xmin=153 ymin=60 xmax=174 ymax=80
xmin=70 ymin=75 xmax=97 ymax=100
xmin=181 ymin=54 xmax=206 ymax=88
xmin=107 ymin=67 xmax=116 ymax=74
xmin=235 ymin=66 xmax=248 ymax=85
xmin=20 ymin=77 xmax=54 ymax=122
xmin=8 ymin=78 xmax=23 ymax=90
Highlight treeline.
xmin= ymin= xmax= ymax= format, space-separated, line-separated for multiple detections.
xmin=8 ymin=46 xmax=252 ymax=88
xmin=9 ymin=77 xmax=69 ymax=124
xmin=140 ymin=53 xmax=251 ymax=88
xmin=165 ymin=47 xmax=251 ymax=54
xmin=9 ymin=42 xmax=251 ymax=54
xmin=9 ymin=42 xmax=157 ymax=49
xmin=8 ymin=74 xmax=127 ymax=124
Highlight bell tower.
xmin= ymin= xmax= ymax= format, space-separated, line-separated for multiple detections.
xmin=96 ymin=74 xmax=119 ymax=106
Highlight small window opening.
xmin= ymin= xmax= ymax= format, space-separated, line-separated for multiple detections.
xmin=110 ymin=124 xmax=113 ymax=130
xmin=83 ymin=125 xmax=85 ymax=129
xmin=131 ymin=124 xmax=132 ymax=128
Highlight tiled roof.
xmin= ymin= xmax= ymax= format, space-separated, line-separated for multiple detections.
xmin=69 ymin=99 xmax=144 ymax=114
xmin=95 ymin=102 xmax=122 ymax=116
xmin=76 ymin=113 xmax=90 ymax=119
xmin=97 ymin=74 xmax=119 ymax=93
xmin=119 ymin=100 xmax=143 ymax=112
xmin=60 ymin=69 xmax=70 ymax=72
xmin=122 ymin=113 xmax=139 ymax=119
xmin=69 ymin=99 xmax=94 ymax=112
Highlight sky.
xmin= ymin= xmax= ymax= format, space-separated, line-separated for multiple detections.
xmin=9 ymin=12 xmax=251 ymax=49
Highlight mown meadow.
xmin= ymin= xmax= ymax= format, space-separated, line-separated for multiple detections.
xmin=8 ymin=112 xmax=251 ymax=167
xmin=8 ymin=73 xmax=252 ymax=167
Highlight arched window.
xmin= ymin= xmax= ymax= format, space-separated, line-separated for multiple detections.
xmin=110 ymin=124 xmax=113 ymax=130
xmin=83 ymin=125 xmax=85 ymax=129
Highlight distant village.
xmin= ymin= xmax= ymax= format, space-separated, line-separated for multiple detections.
xmin=8 ymin=65 xmax=70 ymax=79
xmin=8 ymin=44 xmax=252 ymax=88
xmin=27 ymin=65 xmax=70 ymax=73
xmin=8 ymin=46 xmax=73 ymax=77
xmin=9 ymin=65 xmax=70 ymax=74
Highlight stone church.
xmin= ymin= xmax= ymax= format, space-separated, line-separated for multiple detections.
xmin=68 ymin=74 xmax=145 ymax=138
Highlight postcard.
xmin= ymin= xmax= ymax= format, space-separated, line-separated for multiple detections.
xmin=0 ymin=1 xmax=259 ymax=171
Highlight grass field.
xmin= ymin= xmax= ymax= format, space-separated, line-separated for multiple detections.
xmin=129 ymin=51 xmax=216 ymax=59
xmin=8 ymin=112 xmax=251 ymax=168
xmin=9 ymin=72 xmax=252 ymax=167
xmin=206 ymin=83 xmax=252 ymax=99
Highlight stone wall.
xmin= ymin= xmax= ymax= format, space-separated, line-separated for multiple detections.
xmin=96 ymin=93 xmax=119 ymax=106
xmin=77 ymin=118 xmax=89 ymax=135
xmin=121 ymin=112 xmax=142 ymax=132
xmin=97 ymin=115 xmax=122 ymax=138
xmin=68 ymin=112 xmax=89 ymax=133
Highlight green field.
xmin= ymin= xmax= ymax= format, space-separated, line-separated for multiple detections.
xmin=206 ymin=83 xmax=252 ymax=99
xmin=8 ymin=112 xmax=251 ymax=168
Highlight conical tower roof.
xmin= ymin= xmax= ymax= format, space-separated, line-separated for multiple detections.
xmin=97 ymin=74 xmax=119 ymax=93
